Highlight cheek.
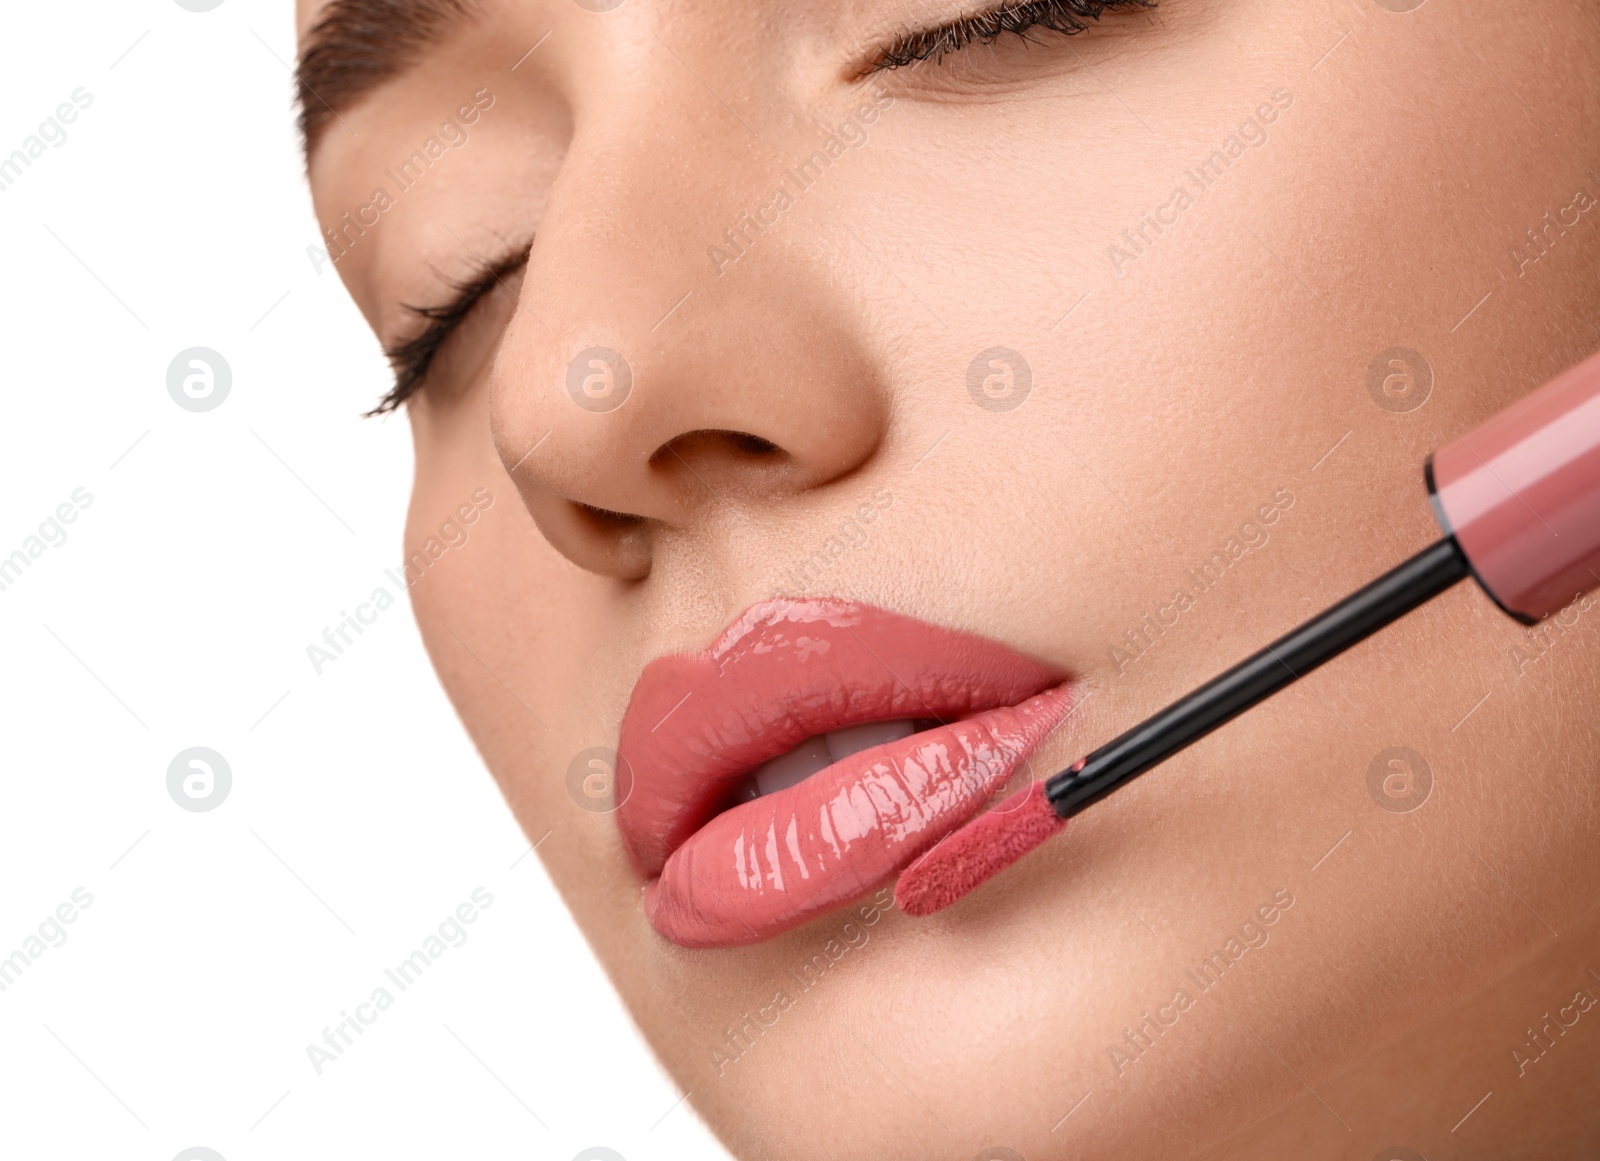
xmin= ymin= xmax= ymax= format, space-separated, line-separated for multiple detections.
xmin=404 ymin=424 xmax=662 ymax=967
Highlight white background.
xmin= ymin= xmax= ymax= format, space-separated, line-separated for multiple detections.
xmin=0 ymin=2 xmax=729 ymax=1157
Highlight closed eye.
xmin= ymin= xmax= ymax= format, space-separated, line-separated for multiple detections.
xmin=370 ymin=242 xmax=532 ymax=417
xmin=872 ymin=0 xmax=1156 ymax=72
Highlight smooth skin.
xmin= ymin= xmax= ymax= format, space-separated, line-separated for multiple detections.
xmin=300 ymin=0 xmax=1600 ymax=1156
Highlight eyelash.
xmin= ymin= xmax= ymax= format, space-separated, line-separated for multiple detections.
xmin=370 ymin=246 xmax=530 ymax=416
xmin=874 ymin=0 xmax=1155 ymax=71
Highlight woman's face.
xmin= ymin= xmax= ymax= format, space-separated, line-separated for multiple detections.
xmin=300 ymin=0 xmax=1600 ymax=1155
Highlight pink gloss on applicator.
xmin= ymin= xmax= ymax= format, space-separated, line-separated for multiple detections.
xmin=897 ymin=347 xmax=1600 ymax=918
xmin=896 ymin=778 xmax=1064 ymax=917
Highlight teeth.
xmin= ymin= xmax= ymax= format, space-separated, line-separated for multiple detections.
xmin=753 ymin=736 xmax=834 ymax=798
xmin=748 ymin=719 xmax=920 ymax=800
xmin=824 ymin=719 xmax=918 ymax=760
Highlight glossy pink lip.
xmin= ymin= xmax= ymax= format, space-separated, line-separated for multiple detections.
xmin=615 ymin=598 xmax=1073 ymax=947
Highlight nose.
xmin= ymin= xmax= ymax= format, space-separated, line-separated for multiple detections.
xmin=489 ymin=51 xmax=888 ymax=580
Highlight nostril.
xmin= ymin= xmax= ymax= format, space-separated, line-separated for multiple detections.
xmin=539 ymin=498 xmax=650 ymax=581
xmin=650 ymin=429 xmax=786 ymax=469
xmin=729 ymin=432 xmax=780 ymax=456
xmin=573 ymin=501 xmax=646 ymax=531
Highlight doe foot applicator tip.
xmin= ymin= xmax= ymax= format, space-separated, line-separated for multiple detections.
xmin=894 ymin=780 xmax=1066 ymax=916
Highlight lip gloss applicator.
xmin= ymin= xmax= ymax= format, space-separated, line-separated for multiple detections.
xmin=896 ymin=347 xmax=1600 ymax=918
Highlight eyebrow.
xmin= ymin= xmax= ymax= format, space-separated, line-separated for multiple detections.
xmin=297 ymin=0 xmax=479 ymax=153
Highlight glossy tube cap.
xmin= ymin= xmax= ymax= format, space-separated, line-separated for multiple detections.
xmin=1428 ymin=348 xmax=1600 ymax=622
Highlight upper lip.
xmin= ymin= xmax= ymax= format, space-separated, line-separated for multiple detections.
xmin=615 ymin=597 xmax=1073 ymax=946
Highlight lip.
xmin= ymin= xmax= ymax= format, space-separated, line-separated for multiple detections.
xmin=615 ymin=598 xmax=1073 ymax=947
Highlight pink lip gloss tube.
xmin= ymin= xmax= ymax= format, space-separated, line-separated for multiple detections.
xmin=1428 ymin=349 xmax=1600 ymax=623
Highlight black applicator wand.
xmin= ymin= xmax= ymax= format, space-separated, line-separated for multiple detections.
xmin=1049 ymin=535 xmax=1468 ymax=820
xmin=897 ymin=347 xmax=1600 ymax=917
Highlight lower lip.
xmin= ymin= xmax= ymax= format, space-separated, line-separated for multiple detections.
xmin=644 ymin=685 xmax=1074 ymax=947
